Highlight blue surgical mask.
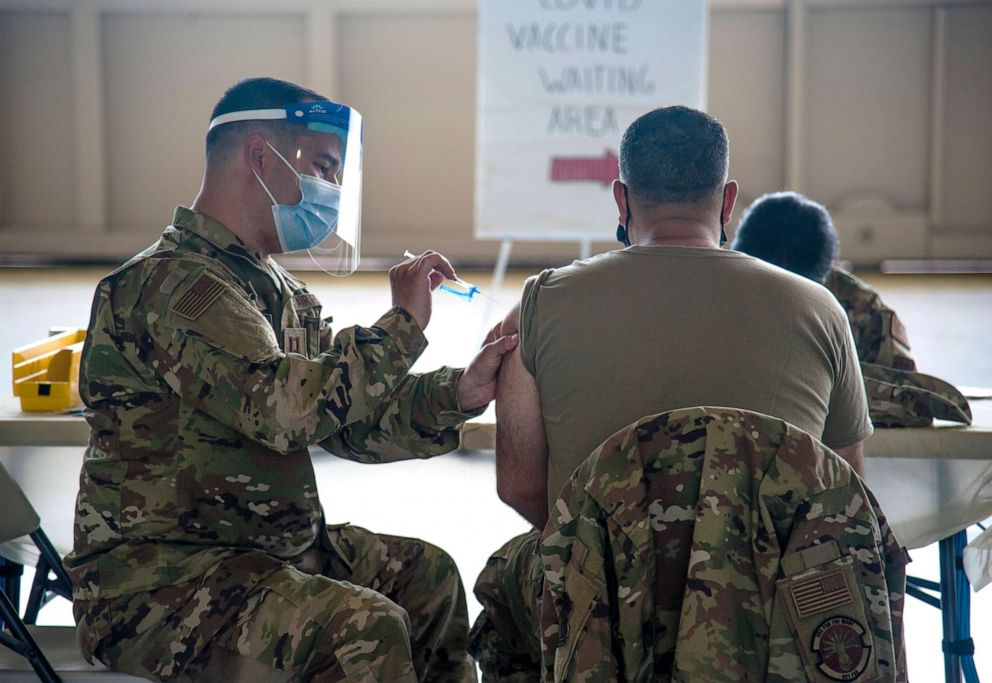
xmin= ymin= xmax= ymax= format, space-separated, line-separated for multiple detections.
xmin=253 ymin=141 xmax=342 ymax=253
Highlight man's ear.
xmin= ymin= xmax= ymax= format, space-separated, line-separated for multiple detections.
xmin=243 ymin=134 xmax=267 ymax=175
xmin=721 ymin=180 xmax=739 ymax=225
xmin=612 ymin=179 xmax=627 ymax=221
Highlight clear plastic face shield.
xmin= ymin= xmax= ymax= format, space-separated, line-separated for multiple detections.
xmin=208 ymin=101 xmax=363 ymax=275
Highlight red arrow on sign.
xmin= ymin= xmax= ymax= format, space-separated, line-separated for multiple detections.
xmin=549 ymin=150 xmax=618 ymax=187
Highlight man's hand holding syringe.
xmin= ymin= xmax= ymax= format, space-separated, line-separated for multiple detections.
xmin=392 ymin=250 xmax=515 ymax=412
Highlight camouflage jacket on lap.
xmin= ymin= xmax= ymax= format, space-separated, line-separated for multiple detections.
xmin=65 ymin=207 xmax=477 ymax=601
xmin=540 ymin=407 xmax=908 ymax=683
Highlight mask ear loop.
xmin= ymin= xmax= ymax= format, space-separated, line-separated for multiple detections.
xmin=252 ymin=139 xmax=298 ymax=206
xmin=616 ymin=184 xmax=632 ymax=247
xmin=719 ymin=182 xmax=729 ymax=247
xmin=264 ymin=140 xmax=303 ymax=181
xmin=252 ymin=167 xmax=279 ymax=206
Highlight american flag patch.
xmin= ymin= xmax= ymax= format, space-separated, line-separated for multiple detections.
xmin=171 ymin=273 xmax=225 ymax=320
xmin=293 ymin=293 xmax=320 ymax=310
xmin=790 ymin=570 xmax=852 ymax=619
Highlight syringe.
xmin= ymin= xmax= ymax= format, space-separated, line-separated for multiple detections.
xmin=402 ymin=251 xmax=502 ymax=305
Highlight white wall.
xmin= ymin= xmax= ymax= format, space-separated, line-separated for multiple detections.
xmin=0 ymin=0 xmax=990 ymax=265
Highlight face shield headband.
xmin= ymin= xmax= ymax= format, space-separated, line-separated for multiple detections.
xmin=207 ymin=101 xmax=355 ymax=142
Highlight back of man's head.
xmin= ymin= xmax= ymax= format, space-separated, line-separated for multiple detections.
xmin=205 ymin=77 xmax=324 ymax=167
xmin=619 ymin=106 xmax=729 ymax=207
xmin=731 ymin=191 xmax=838 ymax=283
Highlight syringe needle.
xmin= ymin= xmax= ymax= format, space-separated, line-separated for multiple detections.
xmin=473 ymin=290 xmax=503 ymax=306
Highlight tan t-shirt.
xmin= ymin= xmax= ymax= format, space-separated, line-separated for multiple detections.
xmin=519 ymin=245 xmax=873 ymax=508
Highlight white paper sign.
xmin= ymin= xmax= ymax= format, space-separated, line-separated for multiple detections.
xmin=475 ymin=0 xmax=707 ymax=241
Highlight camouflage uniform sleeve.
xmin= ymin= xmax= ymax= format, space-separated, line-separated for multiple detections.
xmin=138 ymin=265 xmax=430 ymax=454
xmin=317 ymin=365 xmax=485 ymax=463
xmin=825 ymin=266 xmax=916 ymax=371
xmin=302 ymin=288 xmax=480 ymax=461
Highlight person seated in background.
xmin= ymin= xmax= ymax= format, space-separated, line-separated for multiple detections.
xmin=65 ymin=77 xmax=516 ymax=682
xmin=732 ymin=191 xmax=916 ymax=371
xmin=468 ymin=106 xmax=873 ymax=680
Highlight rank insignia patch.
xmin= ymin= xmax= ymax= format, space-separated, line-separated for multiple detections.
xmin=171 ymin=273 xmax=225 ymax=320
xmin=284 ymin=327 xmax=307 ymax=357
xmin=812 ymin=616 xmax=872 ymax=681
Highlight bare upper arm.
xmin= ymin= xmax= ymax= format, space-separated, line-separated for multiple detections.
xmin=498 ymin=300 xmax=521 ymax=338
xmin=495 ymin=344 xmax=549 ymax=525
xmin=834 ymin=439 xmax=865 ymax=477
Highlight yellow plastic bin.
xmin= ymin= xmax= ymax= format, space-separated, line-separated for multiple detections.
xmin=11 ymin=329 xmax=86 ymax=412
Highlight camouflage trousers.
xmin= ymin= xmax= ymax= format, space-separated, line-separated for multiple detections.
xmin=468 ymin=530 xmax=544 ymax=683
xmin=74 ymin=525 xmax=477 ymax=682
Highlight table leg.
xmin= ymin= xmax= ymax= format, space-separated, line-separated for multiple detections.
xmin=939 ymin=530 xmax=980 ymax=683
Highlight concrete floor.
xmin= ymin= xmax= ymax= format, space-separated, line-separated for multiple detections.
xmin=2 ymin=262 xmax=991 ymax=680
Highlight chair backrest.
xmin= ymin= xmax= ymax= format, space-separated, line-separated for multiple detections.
xmin=540 ymin=406 xmax=907 ymax=683
xmin=0 ymin=461 xmax=41 ymax=544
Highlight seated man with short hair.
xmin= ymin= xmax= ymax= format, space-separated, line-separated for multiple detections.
xmin=732 ymin=191 xmax=916 ymax=371
xmin=469 ymin=107 xmax=873 ymax=680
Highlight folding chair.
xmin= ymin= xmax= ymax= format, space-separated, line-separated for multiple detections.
xmin=0 ymin=459 xmax=141 ymax=682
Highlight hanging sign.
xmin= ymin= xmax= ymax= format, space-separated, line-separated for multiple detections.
xmin=475 ymin=0 xmax=708 ymax=240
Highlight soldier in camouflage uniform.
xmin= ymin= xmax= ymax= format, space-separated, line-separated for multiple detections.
xmin=733 ymin=192 xmax=973 ymax=427
xmin=65 ymin=77 xmax=517 ymax=682
xmin=540 ymin=407 xmax=907 ymax=682
xmin=732 ymin=191 xmax=918 ymax=372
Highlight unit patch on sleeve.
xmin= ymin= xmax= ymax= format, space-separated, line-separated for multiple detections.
xmin=778 ymin=558 xmax=878 ymax=682
xmin=171 ymin=272 xmax=226 ymax=320
xmin=811 ymin=616 xmax=872 ymax=681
